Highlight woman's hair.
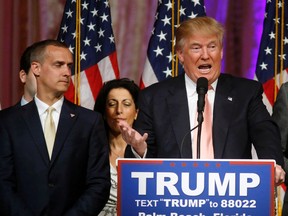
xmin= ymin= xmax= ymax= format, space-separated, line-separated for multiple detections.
xmin=94 ymin=78 xmax=140 ymax=116
xmin=175 ymin=16 xmax=224 ymax=51
xmin=94 ymin=78 xmax=140 ymax=144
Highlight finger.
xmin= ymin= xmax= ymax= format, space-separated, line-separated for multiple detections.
xmin=142 ymin=133 xmax=148 ymax=141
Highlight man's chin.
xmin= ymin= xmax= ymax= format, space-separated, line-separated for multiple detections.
xmin=57 ymin=88 xmax=69 ymax=97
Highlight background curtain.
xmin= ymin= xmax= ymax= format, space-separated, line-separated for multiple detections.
xmin=0 ymin=0 xmax=265 ymax=109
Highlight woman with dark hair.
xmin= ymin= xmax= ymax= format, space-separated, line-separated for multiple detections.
xmin=94 ymin=78 xmax=140 ymax=215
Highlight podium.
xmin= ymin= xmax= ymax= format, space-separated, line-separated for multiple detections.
xmin=117 ymin=159 xmax=275 ymax=216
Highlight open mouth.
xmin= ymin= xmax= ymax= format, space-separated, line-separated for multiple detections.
xmin=198 ymin=64 xmax=212 ymax=73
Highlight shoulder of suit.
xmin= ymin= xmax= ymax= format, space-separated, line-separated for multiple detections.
xmin=0 ymin=104 xmax=22 ymax=121
xmin=281 ymin=81 xmax=288 ymax=89
xmin=142 ymin=75 xmax=184 ymax=93
xmin=220 ymin=73 xmax=261 ymax=86
xmin=64 ymin=99 xmax=101 ymax=118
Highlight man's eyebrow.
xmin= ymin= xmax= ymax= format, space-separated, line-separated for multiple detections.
xmin=54 ymin=60 xmax=73 ymax=65
xmin=54 ymin=60 xmax=65 ymax=64
xmin=190 ymin=42 xmax=201 ymax=46
xmin=208 ymin=40 xmax=217 ymax=44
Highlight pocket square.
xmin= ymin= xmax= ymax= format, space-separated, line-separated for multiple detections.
xmin=228 ymin=97 xmax=233 ymax=101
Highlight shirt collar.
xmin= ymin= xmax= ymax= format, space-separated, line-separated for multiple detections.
xmin=210 ymin=79 xmax=218 ymax=91
xmin=185 ymin=74 xmax=197 ymax=97
xmin=34 ymin=95 xmax=64 ymax=115
xmin=20 ymin=96 xmax=29 ymax=106
xmin=185 ymin=73 xmax=218 ymax=96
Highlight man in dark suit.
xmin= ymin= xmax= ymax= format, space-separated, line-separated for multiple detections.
xmin=272 ymin=82 xmax=288 ymax=215
xmin=16 ymin=42 xmax=37 ymax=107
xmin=0 ymin=40 xmax=110 ymax=215
xmin=119 ymin=16 xmax=285 ymax=185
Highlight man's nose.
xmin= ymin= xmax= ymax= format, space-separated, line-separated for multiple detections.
xmin=201 ymin=47 xmax=209 ymax=59
xmin=64 ymin=65 xmax=72 ymax=76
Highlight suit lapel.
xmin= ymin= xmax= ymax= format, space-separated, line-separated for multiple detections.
xmin=213 ymin=74 xmax=235 ymax=158
xmin=50 ymin=100 xmax=78 ymax=164
xmin=166 ymin=75 xmax=192 ymax=158
xmin=22 ymin=101 xmax=50 ymax=166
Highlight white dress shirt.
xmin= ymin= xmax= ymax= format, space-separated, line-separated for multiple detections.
xmin=185 ymin=73 xmax=217 ymax=142
xmin=34 ymin=95 xmax=64 ymax=132
xmin=20 ymin=96 xmax=30 ymax=106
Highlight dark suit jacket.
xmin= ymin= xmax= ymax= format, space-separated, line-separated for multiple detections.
xmin=272 ymin=82 xmax=288 ymax=215
xmin=14 ymin=101 xmax=21 ymax=107
xmin=126 ymin=73 xmax=284 ymax=166
xmin=272 ymin=82 xmax=288 ymax=176
xmin=0 ymin=99 xmax=110 ymax=216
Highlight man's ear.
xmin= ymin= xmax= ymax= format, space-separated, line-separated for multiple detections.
xmin=176 ymin=50 xmax=184 ymax=64
xmin=19 ymin=70 xmax=27 ymax=84
xmin=30 ymin=62 xmax=40 ymax=77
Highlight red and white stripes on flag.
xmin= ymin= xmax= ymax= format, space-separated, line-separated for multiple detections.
xmin=260 ymin=69 xmax=288 ymax=114
xmin=255 ymin=1 xmax=288 ymax=215
xmin=255 ymin=0 xmax=288 ymax=113
xmin=58 ymin=0 xmax=119 ymax=109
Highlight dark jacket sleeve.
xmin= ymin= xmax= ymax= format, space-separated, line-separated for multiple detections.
xmin=63 ymin=114 xmax=110 ymax=216
xmin=0 ymin=108 xmax=35 ymax=216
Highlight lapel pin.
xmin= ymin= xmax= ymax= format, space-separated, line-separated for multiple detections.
xmin=228 ymin=97 xmax=233 ymax=101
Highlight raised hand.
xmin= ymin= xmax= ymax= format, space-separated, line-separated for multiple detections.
xmin=117 ymin=119 xmax=148 ymax=157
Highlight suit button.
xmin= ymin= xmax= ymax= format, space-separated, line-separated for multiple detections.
xmin=48 ymin=183 xmax=55 ymax=188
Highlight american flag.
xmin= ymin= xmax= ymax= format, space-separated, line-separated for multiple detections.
xmin=58 ymin=0 xmax=119 ymax=109
xmin=255 ymin=1 xmax=288 ymax=215
xmin=140 ymin=0 xmax=206 ymax=88
xmin=255 ymin=0 xmax=288 ymax=114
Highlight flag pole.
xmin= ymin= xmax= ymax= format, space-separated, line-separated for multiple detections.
xmin=279 ymin=0 xmax=285 ymax=86
xmin=175 ymin=0 xmax=180 ymax=77
xmin=75 ymin=0 xmax=81 ymax=105
xmin=274 ymin=0 xmax=279 ymax=103
xmin=171 ymin=0 xmax=175 ymax=77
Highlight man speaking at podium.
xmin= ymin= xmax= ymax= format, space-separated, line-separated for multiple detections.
xmin=118 ymin=16 xmax=285 ymax=185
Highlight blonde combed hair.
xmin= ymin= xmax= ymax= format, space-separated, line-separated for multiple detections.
xmin=175 ymin=16 xmax=224 ymax=51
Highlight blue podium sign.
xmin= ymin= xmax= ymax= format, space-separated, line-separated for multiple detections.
xmin=117 ymin=159 xmax=275 ymax=216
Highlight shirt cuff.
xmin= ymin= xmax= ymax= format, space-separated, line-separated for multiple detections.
xmin=131 ymin=145 xmax=147 ymax=158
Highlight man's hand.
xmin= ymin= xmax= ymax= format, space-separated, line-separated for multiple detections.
xmin=117 ymin=119 xmax=148 ymax=157
xmin=275 ymin=164 xmax=286 ymax=186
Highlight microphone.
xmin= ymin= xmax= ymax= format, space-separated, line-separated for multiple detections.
xmin=180 ymin=77 xmax=209 ymax=158
xmin=196 ymin=77 xmax=208 ymax=124
xmin=196 ymin=77 xmax=208 ymax=159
